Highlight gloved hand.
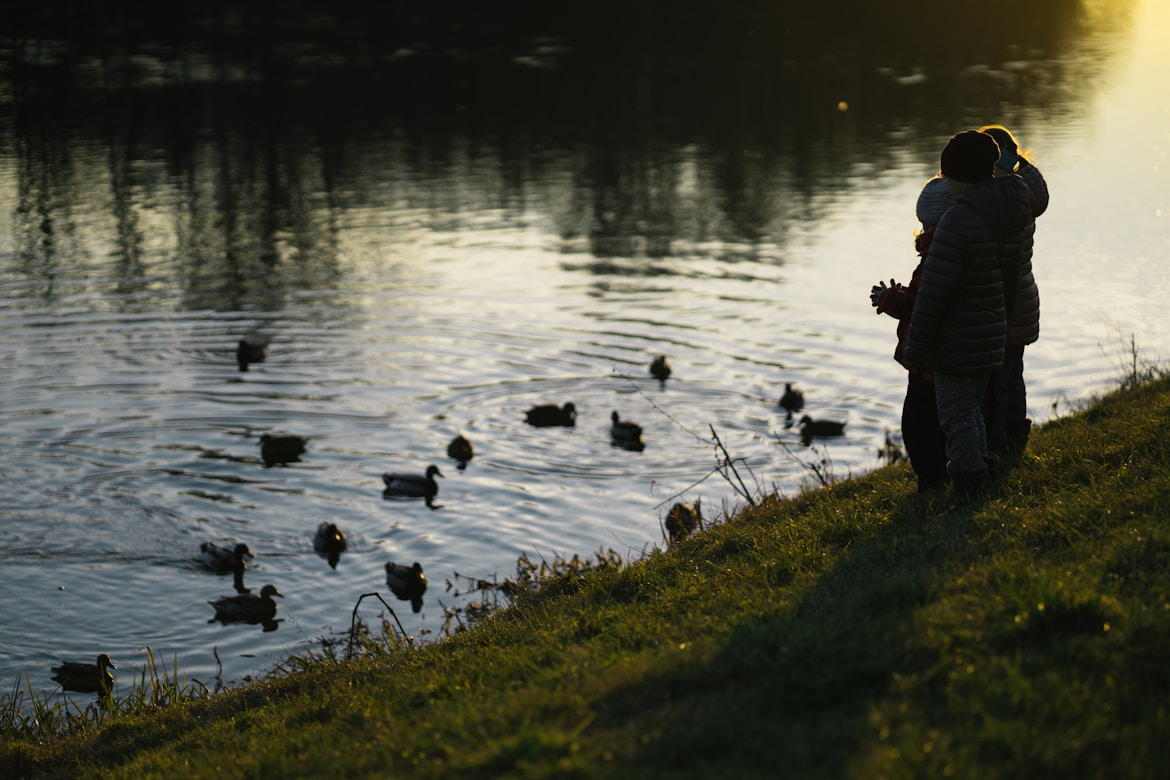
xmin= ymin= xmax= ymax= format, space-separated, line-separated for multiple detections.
xmin=870 ymin=279 xmax=896 ymax=309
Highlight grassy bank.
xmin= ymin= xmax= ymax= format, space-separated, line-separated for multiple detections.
xmin=6 ymin=374 xmax=1170 ymax=778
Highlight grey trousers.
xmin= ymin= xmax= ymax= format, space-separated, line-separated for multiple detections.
xmin=934 ymin=371 xmax=992 ymax=485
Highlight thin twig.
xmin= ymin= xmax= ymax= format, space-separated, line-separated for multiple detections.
xmin=709 ymin=424 xmax=756 ymax=506
xmin=348 ymin=592 xmax=411 ymax=657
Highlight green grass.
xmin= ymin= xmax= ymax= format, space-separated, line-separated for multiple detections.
xmin=6 ymin=374 xmax=1170 ymax=778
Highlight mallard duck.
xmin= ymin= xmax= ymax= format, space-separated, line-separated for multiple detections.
xmin=610 ymin=410 xmax=643 ymax=441
xmin=209 ymin=583 xmax=283 ymax=623
xmin=382 ymin=465 xmax=443 ymax=506
xmin=385 ymin=561 xmax=427 ymax=612
xmin=259 ymin=433 xmax=308 ymax=466
xmin=779 ymin=383 xmax=805 ymax=416
xmin=665 ymin=499 xmax=702 ymax=544
xmin=649 ymin=355 xmax=672 ymax=382
xmin=447 ymin=434 xmax=474 ymax=463
xmin=313 ymin=522 xmax=347 ymax=569
xmin=799 ymin=415 xmax=846 ymax=442
xmin=525 ymin=402 xmax=576 ymax=427
xmin=312 ymin=522 xmax=347 ymax=555
xmin=51 ymin=654 xmax=116 ymax=694
xmin=610 ymin=411 xmax=645 ymax=451
xmin=200 ymin=541 xmax=254 ymax=574
xmin=236 ymin=337 xmax=268 ymax=372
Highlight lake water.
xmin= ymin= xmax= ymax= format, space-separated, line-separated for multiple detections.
xmin=2 ymin=0 xmax=1168 ymax=702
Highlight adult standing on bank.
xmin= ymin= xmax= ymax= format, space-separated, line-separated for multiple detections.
xmin=904 ymin=131 xmax=1032 ymax=508
xmin=978 ymin=124 xmax=1049 ymax=455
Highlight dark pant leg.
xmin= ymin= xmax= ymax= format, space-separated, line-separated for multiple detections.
xmin=901 ymin=373 xmax=948 ymax=489
xmin=1003 ymin=345 xmax=1030 ymax=447
xmin=983 ymin=359 xmax=1010 ymax=455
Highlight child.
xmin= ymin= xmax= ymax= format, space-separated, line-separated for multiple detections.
xmin=870 ymin=178 xmax=952 ymax=492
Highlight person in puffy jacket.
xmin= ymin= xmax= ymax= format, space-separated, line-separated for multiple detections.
xmin=870 ymin=187 xmax=951 ymax=493
xmin=904 ymin=130 xmax=1033 ymax=505
xmin=977 ymin=124 xmax=1049 ymax=455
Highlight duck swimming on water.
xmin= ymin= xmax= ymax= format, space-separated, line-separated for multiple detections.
xmin=259 ymin=433 xmax=308 ymax=466
xmin=237 ymin=337 xmax=268 ymax=372
xmin=447 ymin=434 xmax=474 ymax=463
xmin=200 ymin=542 xmax=254 ymax=573
xmin=525 ymin=402 xmax=576 ymax=427
xmin=610 ymin=411 xmax=645 ymax=451
xmin=779 ymin=383 xmax=805 ymax=418
xmin=385 ymin=561 xmax=428 ymax=612
xmin=51 ymin=654 xmax=116 ymax=694
xmin=209 ymin=584 xmax=283 ymax=624
xmin=313 ymin=522 xmax=348 ymax=568
xmin=382 ymin=465 xmax=443 ymax=506
xmin=649 ymin=355 xmax=672 ymax=382
xmin=799 ymin=415 xmax=846 ymax=444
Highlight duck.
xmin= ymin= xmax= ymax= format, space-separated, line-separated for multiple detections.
xmin=525 ymin=402 xmax=576 ymax=427
xmin=236 ymin=337 xmax=268 ymax=372
xmin=312 ymin=522 xmax=347 ymax=569
xmin=209 ymin=583 xmax=283 ymax=623
xmin=665 ymin=499 xmax=702 ymax=544
xmin=779 ymin=383 xmax=805 ymax=417
xmin=51 ymin=654 xmax=116 ymax=694
xmin=447 ymin=434 xmax=474 ymax=463
xmin=200 ymin=541 xmax=254 ymax=574
xmin=649 ymin=355 xmax=672 ymax=382
xmin=259 ymin=433 xmax=308 ymax=466
xmin=312 ymin=522 xmax=347 ymax=555
xmin=799 ymin=415 xmax=847 ymax=443
xmin=382 ymin=465 xmax=443 ymax=506
xmin=610 ymin=411 xmax=645 ymax=451
xmin=385 ymin=561 xmax=428 ymax=612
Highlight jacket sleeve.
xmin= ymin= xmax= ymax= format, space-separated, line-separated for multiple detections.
xmin=1017 ymin=163 xmax=1049 ymax=218
xmin=904 ymin=217 xmax=965 ymax=367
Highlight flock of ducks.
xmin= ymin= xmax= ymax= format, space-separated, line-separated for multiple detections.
xmin=50 ymin=350 xmax=845 ymax=695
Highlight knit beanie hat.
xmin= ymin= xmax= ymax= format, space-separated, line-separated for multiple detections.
xmin=939 ymin=131 xmax=1000 ymax=184
xmin=915 ymin=177 xmax=955 ymax=227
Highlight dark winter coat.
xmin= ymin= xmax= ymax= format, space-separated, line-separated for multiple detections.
xmin=1006 ymin=162 xmax=1049 ymax=347
xmin=875 ymin=227 xmax=934 ymax=379
xmin=904 ymin=176 xmax=1033 ymax=375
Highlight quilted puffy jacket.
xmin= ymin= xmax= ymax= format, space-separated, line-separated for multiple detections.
xmin=1006 ymin=162 xmax=1049 ymax=346
xmin=904 ymin=175 xmax=1033 ymax=375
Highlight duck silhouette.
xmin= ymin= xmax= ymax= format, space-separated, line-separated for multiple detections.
xmin=209 ymin=583 xmax=283 ymax=624
xmin=51 ymin=654 xmax=116 ymax=694
xmin=385 ymin=561 xmax=428 ymax=613
xmin=236 ymin=337 xmax=268 ymax=372
xmin=312 ymin=522 xmax=348 ymax=569
xmin=779 ymin=383 xmax=805 ymax=418
xmin=200 ymin=542 xmax=254 ymax=573
xmin=382 ymin=465 xmax=443 ymax=507
xmin=665 ymin=499 xmax=702 ymax=544
xmin=799 ymin=415 xmax=846 ymax=445
xmin=259 ymin=433 xmax=308 ymax=466
xmin=610 ymin=411 xmax=645 ymax=451
xmin=649 ymin=355 xmax=672 ymax=382
xmin=525 ymin=402 xmax=576 ymax=427
xmin=447 ymin=434 xmax=474 ymax=464
xmin=200 ymin=541 xmax=254 ymax=592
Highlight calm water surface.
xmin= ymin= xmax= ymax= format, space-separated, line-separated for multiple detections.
xmin=1 ymin=0 xmax=1167 ymax=701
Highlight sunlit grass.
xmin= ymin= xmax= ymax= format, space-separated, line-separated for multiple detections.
xmin=5 ymin=369 xmax=1170 ymax=778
